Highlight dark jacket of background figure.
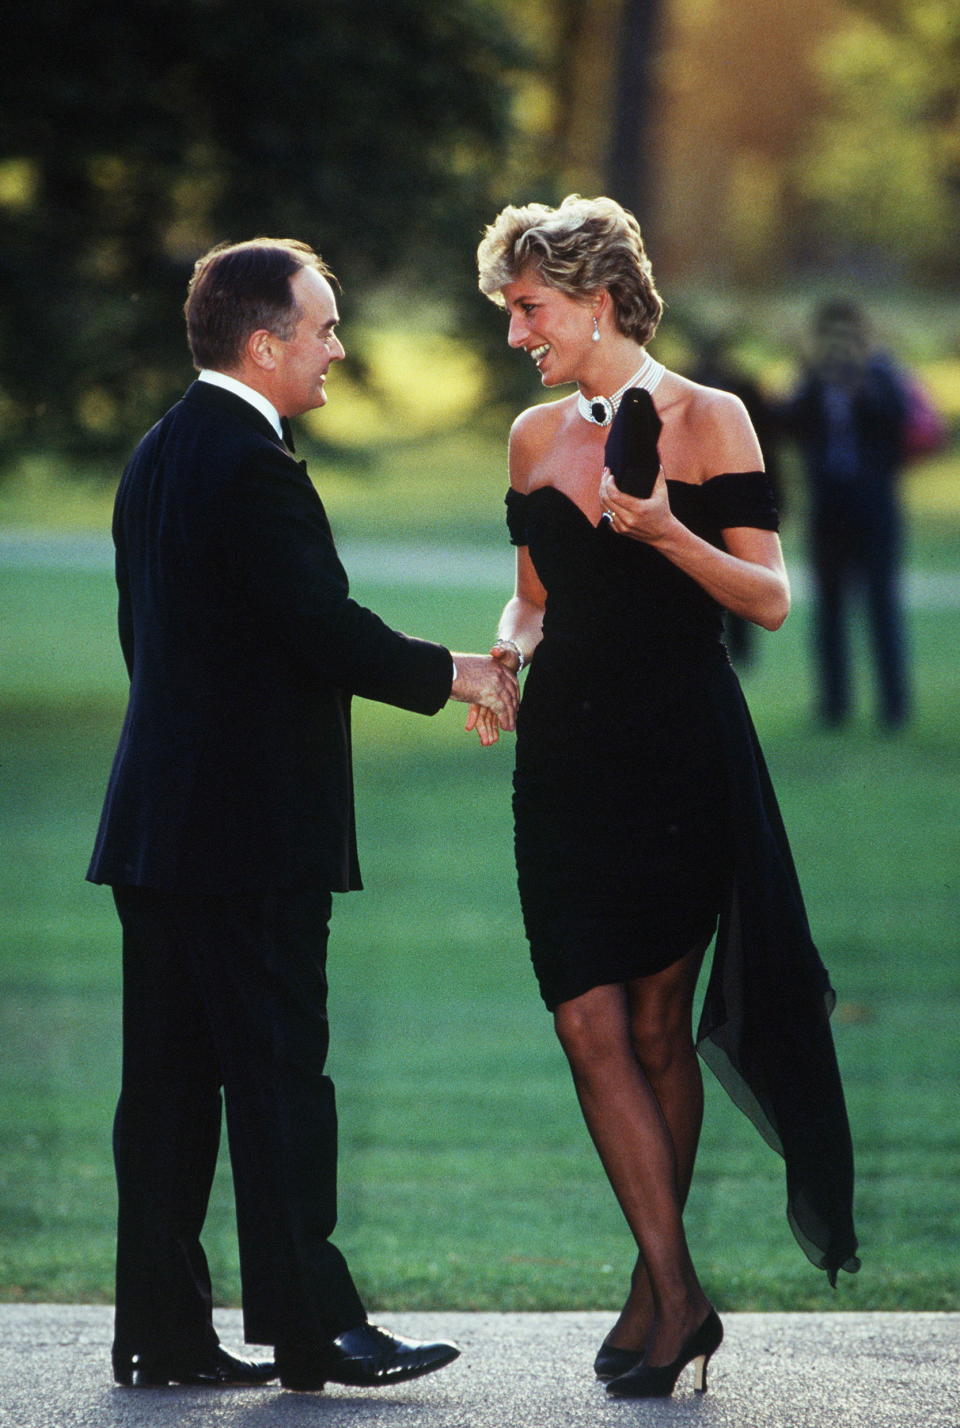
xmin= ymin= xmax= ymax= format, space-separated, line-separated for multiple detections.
xmin=784 ymin=353 xmax=911 ymax=728
xmin=785 ymin=355 xmax=908 ymax=532
xmin=88 ymin=379 xmax=453 ymax=894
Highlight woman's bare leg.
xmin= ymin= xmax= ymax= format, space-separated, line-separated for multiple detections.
xmin=553 ymin=947 xmax=710 ymax=1364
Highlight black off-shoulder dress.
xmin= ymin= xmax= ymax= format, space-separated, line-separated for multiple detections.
xmin=506 ymin=473 xmax=860 ymax=1283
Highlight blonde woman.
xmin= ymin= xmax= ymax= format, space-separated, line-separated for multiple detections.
xmin=471 ymin=197 xmax=859 ymax=1398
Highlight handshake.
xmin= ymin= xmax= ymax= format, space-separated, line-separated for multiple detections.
xmin=449 ymin=649 xmax=520 ymax=747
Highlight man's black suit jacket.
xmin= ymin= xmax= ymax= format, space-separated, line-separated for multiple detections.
xmin=88 ymin=380 xmax=453 ymax=893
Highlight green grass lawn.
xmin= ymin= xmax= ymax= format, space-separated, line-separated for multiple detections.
xmin=1 ymin=447 xmax=959 ymax=1315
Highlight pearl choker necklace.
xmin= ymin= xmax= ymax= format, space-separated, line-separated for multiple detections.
xmin=577 ymin=351 xmax=666 ymax=426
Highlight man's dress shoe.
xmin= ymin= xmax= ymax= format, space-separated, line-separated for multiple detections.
xmin=115 ymin=1344 xmax=277 ymax=1387
xmin=278 ymin=1323 xmax=461 ymax=1391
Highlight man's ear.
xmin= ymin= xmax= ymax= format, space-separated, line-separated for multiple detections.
xmin=246 ymin=328 xmax=279 ymax=372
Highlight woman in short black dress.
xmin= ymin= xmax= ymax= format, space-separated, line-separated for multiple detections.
xmin=470 ymin=197 xmax=859 ymax=1398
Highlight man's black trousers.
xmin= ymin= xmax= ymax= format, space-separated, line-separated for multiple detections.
xmin=111 ymin=884 xmax=366 ymax=1361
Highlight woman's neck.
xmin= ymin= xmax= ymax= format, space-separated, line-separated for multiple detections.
xmin=577 ymin=342 xmax=650 ymax=399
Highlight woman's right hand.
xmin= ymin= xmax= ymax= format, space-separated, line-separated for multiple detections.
xmin=450 ymin=652 xmax=518 ymax=731
xmin=465 ymin=643 xmax=520 ymax=745
xmin=465 ymin=702 xmax=503 ymax=746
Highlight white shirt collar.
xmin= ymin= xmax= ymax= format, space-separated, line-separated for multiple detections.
xmin=197 ymin=370 xmax=284 ymax=440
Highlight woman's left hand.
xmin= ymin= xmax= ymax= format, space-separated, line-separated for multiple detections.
xmin=599 ymin=465 xmax=675 ymax=545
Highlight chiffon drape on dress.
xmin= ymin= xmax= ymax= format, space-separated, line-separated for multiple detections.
xmin=698 ymin=668 xmax=860 ymax=1283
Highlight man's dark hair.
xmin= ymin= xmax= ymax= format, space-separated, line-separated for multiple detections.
xmin=184 ymin=238 xmax=334 ymax=371
xmin=813 ymin=297 xmax=867 ymax=335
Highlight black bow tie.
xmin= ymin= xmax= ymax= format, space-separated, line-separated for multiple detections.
xmin=280 ymin=417 xmax=296 ymax=453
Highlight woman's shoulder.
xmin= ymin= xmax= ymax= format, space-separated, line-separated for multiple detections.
xmin=508 ymin=395 xmax=575 ymax=490
xmin=661 ymin=372 xmax=761 ymax=479
xmin=510 ymin=394 xmax=574 ymax=443
xmin=664 ymin=372 xmax=752 ymax=426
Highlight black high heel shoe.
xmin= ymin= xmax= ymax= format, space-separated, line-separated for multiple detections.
xmin=593 ymin=1341 xmax=644 ymax=1382
xmin=605 ymin=1309 xmax=723 ymax=1398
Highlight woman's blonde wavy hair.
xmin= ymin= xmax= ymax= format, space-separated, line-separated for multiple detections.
xmin=477 ymin=194 xmax=663 ymax=346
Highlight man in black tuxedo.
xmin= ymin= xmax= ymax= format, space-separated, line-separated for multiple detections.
xmin=88 ymin=238 xmax=518 ymax=1392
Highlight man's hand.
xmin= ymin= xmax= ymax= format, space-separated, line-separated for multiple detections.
xmin=449 ymin=653 xmax=519 ymax=734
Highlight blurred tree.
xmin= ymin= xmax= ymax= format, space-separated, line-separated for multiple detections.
xmin=0 ymin=0 xmax=526 ymax=467
xmin=652 ymin=0 xmax=841 ymax=284
xmin=541 ymin=0 xmax=666 ymax=231
xmin=605 ymin=0 xmax=666 ymax=221
xmin=548 ymin=1 xmax=621 ymax=196
xmin=799 ymin=0 xmax=960 ymax=276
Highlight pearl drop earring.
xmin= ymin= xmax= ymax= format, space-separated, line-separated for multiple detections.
xmin=592 ymin=316 xmax=601 ymax=343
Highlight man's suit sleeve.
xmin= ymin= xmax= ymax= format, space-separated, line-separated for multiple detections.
xmin=228 ymin=445 xmax=453 ymax=715
xmin=112 ymin=480 xmax=135 ymax=678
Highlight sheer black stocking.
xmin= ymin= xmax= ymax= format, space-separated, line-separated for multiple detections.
xmin=553 ymin=944 xmax=711 ymax=1365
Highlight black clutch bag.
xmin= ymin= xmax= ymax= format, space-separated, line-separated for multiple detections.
xmin=604 ymin=387 xmax=662 ymax=498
